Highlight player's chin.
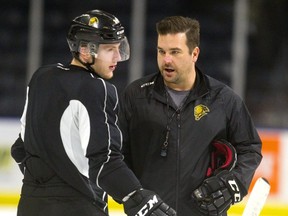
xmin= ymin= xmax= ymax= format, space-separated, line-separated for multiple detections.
xmin=104 ymin=71 xmax=114 ymax=80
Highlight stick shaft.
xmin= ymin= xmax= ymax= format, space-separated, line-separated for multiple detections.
xmin=242 ymin=177 xmax=270 ymax=216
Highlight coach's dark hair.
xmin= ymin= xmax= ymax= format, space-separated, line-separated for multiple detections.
xmin=156 ymin=16 xmax=200 ymax=54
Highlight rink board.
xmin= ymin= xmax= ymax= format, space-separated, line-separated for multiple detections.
xmin=0 ymin=194 xmax=288 ymax=216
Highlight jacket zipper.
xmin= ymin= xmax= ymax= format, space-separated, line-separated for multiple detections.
xmin=175 ymin=111 xmax=181 ymax=212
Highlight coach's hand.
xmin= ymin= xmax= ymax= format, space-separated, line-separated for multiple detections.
xmin=123 ymin=189 xmax=176 ymax=216
xmin=192 ymin=170 xmax=247 ymax=215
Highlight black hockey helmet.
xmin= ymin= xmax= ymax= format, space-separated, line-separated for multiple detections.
xmin=67 ymin=9 xmax=129 ymax=62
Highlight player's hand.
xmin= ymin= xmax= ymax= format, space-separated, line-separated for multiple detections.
xmin=123 ymin=189 xmax=176 ymax=216
xmin=11 ymin=135 xmax=26 ymax=174
xmin=192 ymin=170 xmax=247 ymax=215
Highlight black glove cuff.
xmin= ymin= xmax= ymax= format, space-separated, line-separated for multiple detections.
xmin=216 ymin=170 xmax=247 ymax=204
xmin=123 ymin=189 xmax=162 ymax=215
xmin=123 ymin=189 xmax=176 ymax=216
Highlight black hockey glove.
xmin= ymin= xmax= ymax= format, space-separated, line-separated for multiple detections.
xmin=11 ymin=135 xmax=26 ymax=174
xmin=192 ymin=170 xmax=247 ymax=215
xmin=123 ymin=189 xmax=176 ymax=216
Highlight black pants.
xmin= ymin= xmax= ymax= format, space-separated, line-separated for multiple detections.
xmin=17 ymin=195 xmax=107 ymax=216
xmin=17 ymin=156 xmax=108 ymax=216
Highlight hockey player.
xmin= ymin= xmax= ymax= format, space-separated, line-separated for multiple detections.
xmin=118 ymin=15 xmax=262 ymax=215
xmin=11 ymin=10 xmax=176 ymax=216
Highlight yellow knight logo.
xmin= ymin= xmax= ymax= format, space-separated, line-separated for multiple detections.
xmin=194 ymin=104 xmax=210 ymax=121
xmin=88 ymin=17 xmax=99 ymax=27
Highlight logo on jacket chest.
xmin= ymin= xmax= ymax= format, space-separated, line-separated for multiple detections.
xmin=194 ymin=104 xmax=210 ymax=121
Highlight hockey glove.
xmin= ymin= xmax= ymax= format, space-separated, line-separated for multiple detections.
xmin=11 ymin=135 xmax=26 ymax=174
xmin=192 ymin=170 xmax=247 ymax=215
xmin=123 ymin=189 xmax=176 ymax=216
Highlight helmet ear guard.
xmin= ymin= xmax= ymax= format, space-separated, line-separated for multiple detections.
xmin=206 ymin=140 xmax=237 ymax=177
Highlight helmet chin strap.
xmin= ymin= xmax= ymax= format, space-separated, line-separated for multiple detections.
xmin=73 ymin=52 xmax=96 ymax=73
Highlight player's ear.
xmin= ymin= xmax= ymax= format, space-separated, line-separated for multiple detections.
xmin=79 ymin=47 xmax=91 ymax=63
xmin=79 ymin=46 xmax=89 ymax=55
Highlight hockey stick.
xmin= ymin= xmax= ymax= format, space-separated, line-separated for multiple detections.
xmin=242 ymin=177 xmax=271 ymax=216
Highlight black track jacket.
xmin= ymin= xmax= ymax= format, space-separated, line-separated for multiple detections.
xmin=119 ymin=68 xmax=262 ymax=215
xmin=11 ymin=63 xmax=141 ymax=216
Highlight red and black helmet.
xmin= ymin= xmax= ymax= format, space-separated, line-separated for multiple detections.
xmin=206 ymin=139 xmax=237 ymax=177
